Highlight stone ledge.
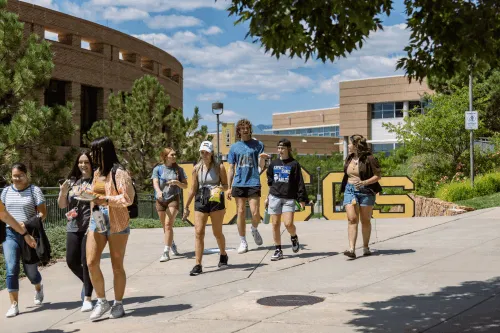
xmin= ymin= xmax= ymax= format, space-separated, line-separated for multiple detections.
xmin=390 ymin=194 xmax=475 ymax=217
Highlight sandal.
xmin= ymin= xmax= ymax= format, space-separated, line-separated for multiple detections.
xmin=343 ymin=249 xmax=356 ymax=259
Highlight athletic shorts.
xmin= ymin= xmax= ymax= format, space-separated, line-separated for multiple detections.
xmin=267 ymin=194 xmax=295 ymax=215
xmin=231 ymin=186 xmax=261 ymax=198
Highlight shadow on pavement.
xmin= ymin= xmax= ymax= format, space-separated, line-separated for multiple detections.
xmin=127 ymin=303 xmax=192 ymax=317
xmin=347 ymin=276 xmax=500 ymax=332
xmin=24 ymin=295 xmax=165 ymax=314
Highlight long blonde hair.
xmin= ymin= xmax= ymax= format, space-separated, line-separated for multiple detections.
xmin=194 ymin=152 xmax=220 ymax=179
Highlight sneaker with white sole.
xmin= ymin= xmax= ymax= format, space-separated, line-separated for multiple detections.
xmin=34 ymin=284 xmax=44 ymax=306
xmin=90 ymin=300 xmax=111 ymax=321
xmin=159 ymin=250 xmax=170 ymax=262
xmin=271 ymin=249 xmax=283 ymax=261
xmin=5 ymin=302 xmax=19 ymax=318
xmin=171 ymin=242 xmax=180 ymax=256
xmin=251 ymin=228 xmax=263 ymax=246
xmin=109 ymin=303 xmax=125 ymax=319
xmin=237 ymin=241 xmax=248 ymax=254
xmin=81 ymin=300 xmax=93 ymax=312
xmin=363 ymin=247 xmax=372 ymax=256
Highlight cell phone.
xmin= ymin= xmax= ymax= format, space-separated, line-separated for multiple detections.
xmin=58 ymin=178 xmax=66 ymax=185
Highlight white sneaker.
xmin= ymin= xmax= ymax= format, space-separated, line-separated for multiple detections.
xmin=34 ymin=285 xmax=44 ymax=306
xmin=90 ymin=300 xmax=111 ymax=321
xmin=5 ymin=302 xmax=19 ymax=318
xmin=251 ymin=227 xmax=263 ymax=246
xmin=237 ymin=241 xmax=248 ymax=254
xmin=109 ymin=303 xmax=125 ymax=319
xmin=171 ymin=242 xmax=180 ymax=256
xmin=159 ymin=251 xmax=170 ymax=262
xmin=81 ymin=300 xmax=93 ymax=312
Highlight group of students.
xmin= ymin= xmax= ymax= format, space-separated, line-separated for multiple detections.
xmin=0 ymin=118 xmax=382 ymax=322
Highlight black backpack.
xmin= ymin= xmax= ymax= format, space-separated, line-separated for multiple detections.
xmin=111 ymin=166 xmax=138 ymax=219
xmin=0 ymin=220 xmax=5 ymax=243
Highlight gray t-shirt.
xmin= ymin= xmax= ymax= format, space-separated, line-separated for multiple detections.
xmin=66 ymin=178 xmax=92 ymax=233
xmin=151 ymin=164 xmax=187 ymax=199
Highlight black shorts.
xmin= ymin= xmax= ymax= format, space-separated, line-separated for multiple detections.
xmin=231 ymin=186 xmax=261 ymax=198
xmin=195 ymin=194 xmax=226 ymax=213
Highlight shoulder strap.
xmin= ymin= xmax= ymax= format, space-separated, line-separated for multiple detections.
xmin=30 ymin=185 xmax=38 ymax=213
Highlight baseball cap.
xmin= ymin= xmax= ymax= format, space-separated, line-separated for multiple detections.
xmin=277 ymin=138 xmax=292 ymax=148
xmin=199 ymin=141 xmax=213 ymax=153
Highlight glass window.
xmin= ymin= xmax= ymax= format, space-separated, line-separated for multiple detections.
xmin=395 ymin=109 xmax=404 ymax=118
xmin=372 ymin=110 xmax=383 ymax=119
xmin=383 ymin=110 xmax=394 ymax=118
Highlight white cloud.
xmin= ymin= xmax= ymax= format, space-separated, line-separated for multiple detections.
xmin=197 ymin=92 xmax=227 ymax=101
xmin=89 ymin=0 xmax=229 ymax=12
xmin=102 ymin=7 xmax=149 ymax=23
xmin=21 ymin=0 xmax=59 ymax=10
xmin=60 ymin=1 xmax=97 ymax=21
xmin=313 ymin=24 xmax=409 ymax=94
xmin=147 ymin=15 xmax=203 ymax=30
xmin=200 ymin=26 xmax=223 ymax=35
xmin=203 ymin=110 xmax=244 ymax=123
xmin=257 ymin=94 xmax=280 ymax=101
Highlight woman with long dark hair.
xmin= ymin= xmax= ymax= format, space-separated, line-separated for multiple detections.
xmin=57 ymin=150 xmax=94 ymax=312
xmin=183 ymin=141 xmax=228 ymax=276
xmin=86 ymin=137 xmax=135 ymax=321
xmin=151 ymin=147 xmax=187 ymax=262
xmin=341 ymin=134 xmax=382 ymax=259
xmin=1 ymin=163 xmax=46 ymax=317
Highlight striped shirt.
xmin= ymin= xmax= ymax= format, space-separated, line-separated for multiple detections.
xmin=1 ymin=185 xmax=45 ymax=226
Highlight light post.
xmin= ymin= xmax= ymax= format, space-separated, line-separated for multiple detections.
xmin=316 ymin=166 xmax=321 ymax=214
xmin=212 ymin=102 xmax=224 ymax=162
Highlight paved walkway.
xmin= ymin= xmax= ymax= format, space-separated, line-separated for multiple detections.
xmin=1 ymin=208 xmax=500 ymax=333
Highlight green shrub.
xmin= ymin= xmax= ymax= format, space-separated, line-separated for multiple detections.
xmin=473 ymin=174 xmax=499 ymax=197
xmin=436 ymin=182 xmax=475 ymax=202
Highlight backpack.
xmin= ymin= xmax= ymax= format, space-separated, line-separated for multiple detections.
xmin=111 ymin=166 xmax=138 ymax=219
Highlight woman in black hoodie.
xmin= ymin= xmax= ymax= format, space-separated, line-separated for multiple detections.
xmin=265 ymin=139 xmax=307 ymax=261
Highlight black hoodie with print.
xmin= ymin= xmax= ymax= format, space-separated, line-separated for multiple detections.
xmin=266 ymin=157 xmax=307 ymax=202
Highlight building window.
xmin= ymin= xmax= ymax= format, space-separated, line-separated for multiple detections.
xmin=372 ymin=102 xmax=396 ymax=119
xmin=372 ymin=143 xmax=396 ymax=156
xmin=271 ymin=125 xmax=340 ymax=138
xmin=44 ymin=80 xmax=67 ymax=107
xmin=80 ymin=85 xmax=102 ymax=146
xmin=409 ymin=101 xmax=422 ymax=114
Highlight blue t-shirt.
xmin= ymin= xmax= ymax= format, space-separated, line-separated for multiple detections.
xmin=228 ymin=139 xmax=264 ymax=187
xmin=151 ymin=164 xmax=187 ymax=199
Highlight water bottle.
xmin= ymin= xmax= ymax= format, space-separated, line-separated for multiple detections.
xmin=92 ymin=206 xmax=107 ymax=233
xmin=295 ymin=200 xmax=304 ymax=212
xmin=263 ymin=208 xmax=270 ymax=224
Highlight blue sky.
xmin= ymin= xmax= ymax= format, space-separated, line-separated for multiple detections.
xmin=26 ymin=0 xmax=410 ymax=130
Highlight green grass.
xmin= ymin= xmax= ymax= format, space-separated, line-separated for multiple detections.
xmin=455 ymin=192 xmax=500 ymax=210
xmin=129 ymin=218 xmax=191 ymax=228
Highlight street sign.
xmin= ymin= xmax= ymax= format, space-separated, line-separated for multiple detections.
xmin=465 ymin=111 xmax=478 ymax=130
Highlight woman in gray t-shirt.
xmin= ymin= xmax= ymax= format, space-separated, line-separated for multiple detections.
xmin=151 ymin=147 xmax=188 ymax=262
xmin=57 ymin=151 xmax=94 ymax=312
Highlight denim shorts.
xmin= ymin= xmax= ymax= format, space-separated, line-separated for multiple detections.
xmin=268 ymin=194 xmax=295 ymax=215
xmin=89 ymin=206 xmax=130 ymax=236
xmin=343 ymin=183 xmax=376 ymax=207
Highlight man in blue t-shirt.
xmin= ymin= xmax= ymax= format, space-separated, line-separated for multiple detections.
xmin=227 ymin=119 xmax=270 ymax=254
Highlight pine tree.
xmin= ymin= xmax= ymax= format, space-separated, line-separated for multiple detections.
xmin=85 ymin=75 xmax=209 ymax=190
xmin=0 ymin=0 xmax=75 ymax=185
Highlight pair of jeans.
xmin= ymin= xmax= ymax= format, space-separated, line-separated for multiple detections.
xmin=2 ymin=227 xmax=42 ymax=292
xmin=343 ymin=183 xmax=376 ymax=207
xmin=66 ymin=231 xmax=93 ymax=297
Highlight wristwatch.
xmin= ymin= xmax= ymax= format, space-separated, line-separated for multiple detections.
xmin=21 ymin=231 xmax=28 ymax=237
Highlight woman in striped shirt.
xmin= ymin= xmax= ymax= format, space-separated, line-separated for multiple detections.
xmin=1 ymin=163 xmax=46 ymax=318
xmin=86 ymin=137 xmax=135 ymax=321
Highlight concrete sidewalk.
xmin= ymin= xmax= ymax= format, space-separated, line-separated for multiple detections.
xmin=1 ymin=208 xmax=500 ymax=332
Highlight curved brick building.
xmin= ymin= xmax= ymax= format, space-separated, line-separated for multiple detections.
xmin=7 ymin=0 xmax=183 ymax=148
